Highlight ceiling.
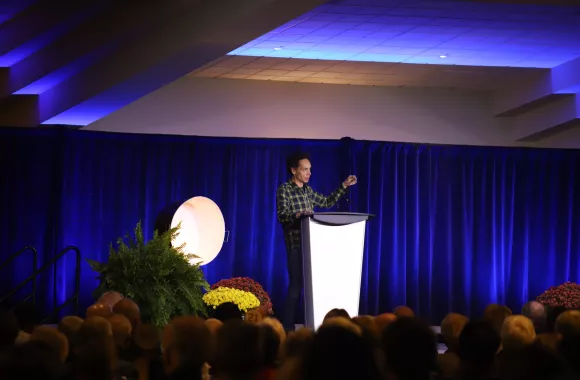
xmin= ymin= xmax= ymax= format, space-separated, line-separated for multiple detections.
xmin=187 ymin=0 xmax=580 ymax=143
xmin=228 ymin=0 xmax=580 ymax=68
xmin=2 ymin=0 xmax=580 ymax=139
xmin=0 ymin=0 xmax=332 ymax=127
xmin=470 ymin=0 xmax=580 ymax=5
xmin=191 ymin=54 xmax=547 ymax=90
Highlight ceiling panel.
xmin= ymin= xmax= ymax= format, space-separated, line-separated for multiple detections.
xmin=190 ymin=55 xmax=547 ymax=91
xmin=227 ymin=0 xmax=580 ymax=68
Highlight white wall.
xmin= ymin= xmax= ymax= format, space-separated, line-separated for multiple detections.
xmin=86 ymin=76 xmax=579 ymax=148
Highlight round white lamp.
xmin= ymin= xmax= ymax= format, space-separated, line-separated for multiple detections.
xmin=156 ymin=197 xmax=226 ymax=266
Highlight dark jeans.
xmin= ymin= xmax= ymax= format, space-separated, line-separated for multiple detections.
xmin=282 ymin=235 xmax=303 ymax=331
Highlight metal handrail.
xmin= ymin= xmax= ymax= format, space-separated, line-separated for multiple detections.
xmin=52 ymin=246 xmax=81 ymax=318
xmin=0 ymin=246 xmax=38 ymax=305
xmin=41 ymin=292 xmax=80 ymax=325
xmin=0 ymin=246 xmax=81 ymax=321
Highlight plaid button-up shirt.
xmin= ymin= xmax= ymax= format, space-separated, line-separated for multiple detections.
xmin=276 ymin=179 xmax=347 ymax=249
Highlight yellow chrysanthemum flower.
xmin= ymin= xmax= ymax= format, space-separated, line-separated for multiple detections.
xmin=202 ymin=286 xmax=260 ymax=312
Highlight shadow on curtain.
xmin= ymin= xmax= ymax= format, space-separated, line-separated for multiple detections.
xmin=1 ymin=127 xmax=579 ymax=324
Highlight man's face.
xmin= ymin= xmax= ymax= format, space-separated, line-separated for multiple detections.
xmin=292 ymin=159 xmax=311 ymax=184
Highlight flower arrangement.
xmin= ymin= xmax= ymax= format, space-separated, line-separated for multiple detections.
xmin=202 ymin=287 xmax=260 ymax=312
xmin=211 ymin=277 xmax=273 ymax=315
xmin=536 ymin=281 xmax=580 ymax=309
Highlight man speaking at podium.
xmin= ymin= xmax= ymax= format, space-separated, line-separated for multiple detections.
xmin=276 ymin=151 xmax=357 ymax=331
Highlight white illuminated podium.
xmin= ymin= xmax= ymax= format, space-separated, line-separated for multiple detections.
xmin=301 ymin=212 xmax=373 ymax=329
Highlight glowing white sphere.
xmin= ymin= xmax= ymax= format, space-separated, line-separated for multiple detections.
xmin=170 ymin=196 xmax=225 ymax=266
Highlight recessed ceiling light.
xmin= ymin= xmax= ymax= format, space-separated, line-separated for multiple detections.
xmin=274 ymin=47 xmax=282 ymax=50
xmin=440 ymin=54 xmax=448 ymax=58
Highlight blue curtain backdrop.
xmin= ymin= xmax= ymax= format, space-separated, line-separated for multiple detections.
xmin=1 ymin=127 xmax=580 ymax=323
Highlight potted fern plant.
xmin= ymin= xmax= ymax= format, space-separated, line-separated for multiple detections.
xmin=86 ymin=221 xmax=209 ymax=327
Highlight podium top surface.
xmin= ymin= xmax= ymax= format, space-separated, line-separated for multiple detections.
xmin=304 ymin=212 xmax=374 ymax=225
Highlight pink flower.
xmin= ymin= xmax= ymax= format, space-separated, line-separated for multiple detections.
xmin=537 ymin=282 xmax=580 ymax=309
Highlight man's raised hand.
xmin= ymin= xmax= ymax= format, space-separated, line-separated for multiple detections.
xmin=343 ymin=175 xmax=357 ymax=188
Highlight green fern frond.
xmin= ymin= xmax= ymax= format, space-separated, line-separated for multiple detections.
xmin=85 ymin=220 xmax=210 ymax=327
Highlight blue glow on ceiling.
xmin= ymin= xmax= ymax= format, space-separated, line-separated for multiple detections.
xmin=0 ymin=0 xmax=39 ymax=25
xmin=42 ymin=57 xmax=185 ymax=126
xmin=227 ymin=1 xmax=580 ymax=68
xmin=15 ymin=43 xmax=117 ymax=95
xmin=0 ymin=4 xmax=106 ymax=67
xmin=553 ymin=84 xmax=580 ymax=95
xmin=41 ymin=83 xmax=146 ymax=126
xmin=42 ymin=100 xmax=118 ymax=126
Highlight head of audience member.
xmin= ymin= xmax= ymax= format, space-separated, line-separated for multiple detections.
xmin=554 ymin=310 xmax=580 ymax=374
xmin=354 ymin=314 xmax=375 ymax=322
xmin=554 ymin=310 xmax=580 ymax=338
xmin=322 ymin=316 xmax=362 ymax=336
xmin=0 ymin=340 xmax=63 ymax=380
xmin=352 ymin=315 xmax=380 ymax=346
xmin=0 ymin=310 xmax=20 ymax=349
xmin=162 ymin=316 xmax=212 ymax=376
xmin=96 ymin=291 xmax=124 ymax=308
xmin=546 ymin=305 xmax=567 ymax=333
xmin=500 ymin=315 xmax=536 ymax=350
xmin=441 ymin=313 xmax=469 ymax=353
xmin=262 ymin=317 xmax=286 ymax=347
xmin=112 ymin=298 xmax=140 ymax=328
xmin=76 ymin=316 xmax=116 ymax=371
xmin=259 ymin=323 xmax=282 ymax=370
xmin=484 ymin=304 xmax=512 ymax=333
xmin=375 ymin=313 xmax=397 ymax=333
xmin=302 ymin=324 xmax=382 ymax=380
xmin=108 ymin=313 xmax=132 ymax=349
xmin=58 ymin=316 xmax=84 ymax=349
xmin=457 ymin=320 xmax=501 ymax=371
xmin=205 ymin=318 xmax=223 ymax=336
xmin=381 ymin=317 xmax=438 ymax=380
xmin=86 ymin=303 xmax=113 ymax=319
xmin=212 ymin=320 xmax=271 ymax=380
xmin=535 ymin=332 xmax=560 ymax=353
xmin=245 ymin=309 xmax=263 ymax=324
xmin=133 ymin=323 xmax=160 ymax=352
xmin=30 ymin=325 xmax=69 ymax=362
xmin=499 ymin=342 xmax=567 ymax=380
xmin=393 ymin=305 xmax=415 ymax=319
xmin=281 ymin=327 xmax=314 ymax=361
xmin=522 ymin=301 xmax=547 ymax=333
xmin=74 ymin=338 xmax=117 ymax=380
xmin=213 ymin=302 xmax=243 ymax=322
xmin=323 ymin=308 xmax=351 ymax=322
xmin=13 ymin=302 xmax=37 ymax=334
xmin=78 ymin=316 xmax=113 ymax=344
